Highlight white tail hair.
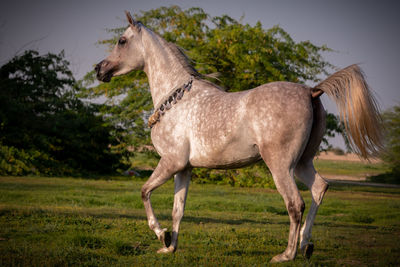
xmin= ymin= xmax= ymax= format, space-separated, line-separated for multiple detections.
xmin=312 ymin=64 xmax=384 ymax=158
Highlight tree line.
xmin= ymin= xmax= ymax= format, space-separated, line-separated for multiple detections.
xmin=1 ymin=6 xmax=398 ymax=182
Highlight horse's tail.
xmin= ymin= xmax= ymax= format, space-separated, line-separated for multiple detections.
xmin=311 ymin=64 xmax=384 ymax=158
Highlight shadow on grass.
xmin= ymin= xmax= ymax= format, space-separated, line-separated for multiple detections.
xmin=315 ymin=221 xmax=378 ymax=230
xmin=0 ymin=180 xmax=143 ymax=194
xmin=182 ymin=215 xmax=284 ymax=226
xmin=368 ymin=172 xmax=400 ymax=185
xmin=0 ymin=205 xmax=285 ymax=226
xmin=1 ymin=205 xmax=381 ymax=232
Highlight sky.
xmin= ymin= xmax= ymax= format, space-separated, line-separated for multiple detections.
xmin=1 ymin=0 xmax=400 ymax=148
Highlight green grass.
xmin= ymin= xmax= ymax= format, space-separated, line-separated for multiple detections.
xmin=314 ymin=159 xmax=389 ymax=177
xmin=0 ymin=176 xmax=399 ymax=266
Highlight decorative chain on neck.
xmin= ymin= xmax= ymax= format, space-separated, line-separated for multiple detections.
xmin=148 ymin=76 xmax=193 ymax=128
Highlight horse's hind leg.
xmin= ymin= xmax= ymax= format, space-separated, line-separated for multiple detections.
xmin=157 ymin=167 xmax=191 ymax=253
xmin=295 ymin=161 xmax=329 ymax=258
xmin=141 ymin=158 xmax=186 ymax=249
xmin=263 ymin=155 xmax=305 ymax=263
xmin=294 ymin=97 xmax=329 ymax=258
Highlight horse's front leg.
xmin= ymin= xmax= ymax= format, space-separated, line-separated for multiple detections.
xmin=157 ymin=167 xmax=192 ymax=253
xmin=141 ymin=157 xmax=186 ymax=249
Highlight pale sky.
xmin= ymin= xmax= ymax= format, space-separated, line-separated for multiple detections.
xmin=1 ymin=0 xmax=399 ymax=148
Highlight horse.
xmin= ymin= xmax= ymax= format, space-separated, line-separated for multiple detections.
xmin=95 ymin=11 xmax=383 ymax=263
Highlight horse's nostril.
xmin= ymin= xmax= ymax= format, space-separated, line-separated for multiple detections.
xmin=95 ymin=62 xmax=101 ymax=73
xmin=95 ymin=60 xmax=108 ymax=73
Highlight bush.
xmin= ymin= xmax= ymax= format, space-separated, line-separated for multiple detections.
xmin=0 ymin=143 xmax=76 ymax=176
xmin=0 ymin=51 xmax=121 ymax=176
xmin=0 ymin=144 xmax=34 ymax=176
xmin=368 ymin=173 xmax=400 ymax=185
xmin=375 ymin=106 xmax=400 ymax=183
xmin=331 ymin=147 xmax=345 ymax=155
xmin=192 ymin=162 xmax=276 ymax=189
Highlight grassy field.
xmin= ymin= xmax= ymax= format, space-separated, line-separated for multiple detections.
xmin=0 ymin=176 xmax=399 ymax=266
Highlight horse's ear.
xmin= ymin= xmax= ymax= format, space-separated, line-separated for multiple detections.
xmin=125 ymin=10 xmax=141 ymax=32
xmin=125 ymin=10 xmax=134 ymax=25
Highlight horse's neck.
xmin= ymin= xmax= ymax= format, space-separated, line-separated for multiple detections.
xmin=142 ymin=31 xmax=192 ymax=107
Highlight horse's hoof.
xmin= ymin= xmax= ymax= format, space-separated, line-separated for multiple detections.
xmin=157 ymin=246 xmax=175 ymax=254
xmin=270 ymin=253 xmax=292 ymax=263
xmin=301 ymin=243 xmax=314 ymax=259
xmin=159 ymin=230 xmax=171 ymax=248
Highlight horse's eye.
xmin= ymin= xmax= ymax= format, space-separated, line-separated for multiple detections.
xmin=118 ymin=37 xmax=127 ymax=46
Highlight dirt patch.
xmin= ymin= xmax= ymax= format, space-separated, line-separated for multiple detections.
xmin=322 ymin=174 xmax=367 ymax=182
xmin=315 ymin=151 xmax=381 ymax=163
xmin=325 ymin=179 xmax=400 ymax=188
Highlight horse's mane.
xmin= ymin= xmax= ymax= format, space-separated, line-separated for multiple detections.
xmin=152 ymin=31 xmax=201 ymax=78
xmin=166 ymin=42 xmax=224 ymax=85
xmin=165 ymin=41 xmax=202 ymax=78
xmin=151 ymin=30 xmax=221 ymax=88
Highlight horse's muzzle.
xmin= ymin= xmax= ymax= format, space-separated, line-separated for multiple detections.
xmin=95 ymin=60 xmax=113 ymax=82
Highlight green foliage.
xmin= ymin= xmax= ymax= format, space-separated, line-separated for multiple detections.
xmin=81 ymin=6 xmax=341 ymax=177
xmin=0 ymin=143 xmax=70 ymax=176
xmin=320 ymin=113 xmax=353 ymax=152
xmin=0 ymin=50 xmax=120 ymax=175
xmin=369 ymin=105 xmax=400 ymax=184
xmin=192 ymin=162 xmax=275 ymax=189
xmin=0 ymin=144 xmax=36 ymax=175
xmin=330 ymin=147 xmax=345 ymax=155
xmin=382 ymin=106 xmax=400 ymax=174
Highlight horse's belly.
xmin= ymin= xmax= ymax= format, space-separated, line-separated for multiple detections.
xmin=188 ymin=139 xmax=261 ymax=168
xmin=187 ymin=94 xmax=260 ymax=168
xmin=192 ymin=153 xmax=262 ymax=169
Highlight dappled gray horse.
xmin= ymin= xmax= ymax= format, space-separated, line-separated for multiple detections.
xmin=95 ymin=11 xmax=383 ymax=263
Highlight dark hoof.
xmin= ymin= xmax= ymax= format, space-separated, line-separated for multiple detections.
xmin=160 ymin=231 xmax=171 ymax=248
xmin=302 ymin=243 xmax=314 ymax=259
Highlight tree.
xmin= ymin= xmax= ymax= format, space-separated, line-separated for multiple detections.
xmin=81 ymin=5 xmax=339 ymax=169
xmin=379 ymin=106 xmax=400 ymax=182
xmin=0 ymin=50 xmax=119 ymax=175
xmin=321 ymin=113 xmax=350 ymax=152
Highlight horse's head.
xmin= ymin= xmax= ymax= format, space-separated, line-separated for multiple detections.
xmin=95 ymin=11 xmax=145 ymax=82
